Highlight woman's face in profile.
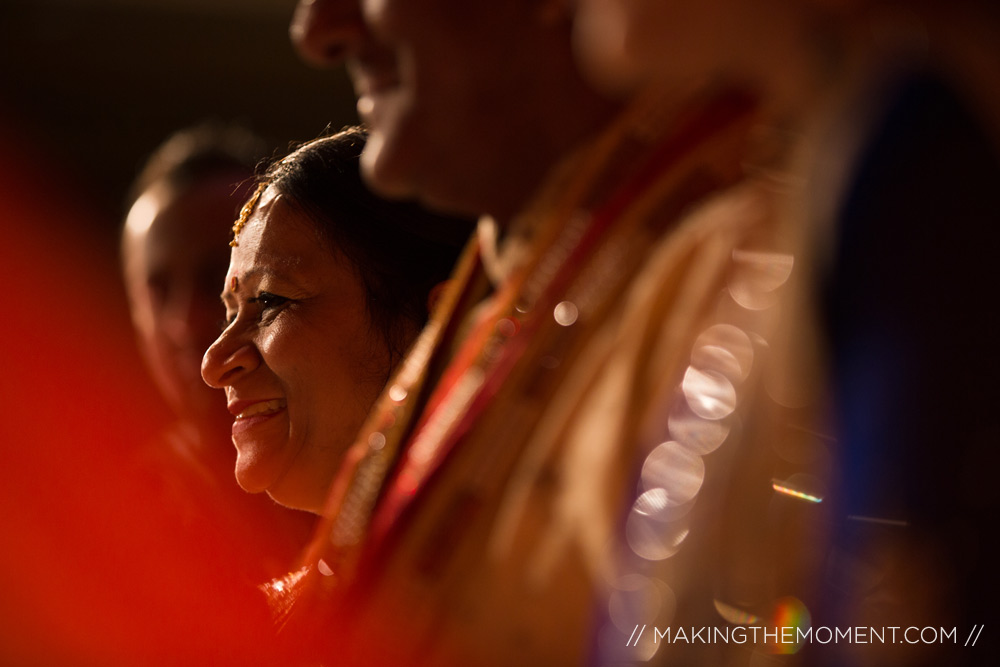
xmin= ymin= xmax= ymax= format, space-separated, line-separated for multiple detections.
xmin=201 ymin=187 xmax=391 ymax=513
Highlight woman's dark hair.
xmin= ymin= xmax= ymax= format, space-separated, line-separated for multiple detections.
xmin=246 ymin=126 xmax=472 ymax=363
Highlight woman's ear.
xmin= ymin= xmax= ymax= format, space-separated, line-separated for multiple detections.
xmin=427 ymin=280 xmax=453 ymax=315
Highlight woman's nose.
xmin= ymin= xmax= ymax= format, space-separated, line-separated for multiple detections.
xmin=290 ymin=0 xmax=368 ymax=67
xmin=201 ymin=323 xmax=260 ymax=389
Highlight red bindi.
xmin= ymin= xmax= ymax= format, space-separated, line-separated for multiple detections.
xmin=231 ymin=275 xmax=239 ymax=291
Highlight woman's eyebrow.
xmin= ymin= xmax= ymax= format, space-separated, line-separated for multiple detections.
xmin=219 ymin=265 xmax=296 ymax=304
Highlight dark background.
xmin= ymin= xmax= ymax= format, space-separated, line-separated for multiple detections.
xmin=1 ymin=0 xmax=357 ymax=246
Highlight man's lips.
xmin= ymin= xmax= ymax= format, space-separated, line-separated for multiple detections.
xmin=348 ymin=57 xmax=400 ymax=98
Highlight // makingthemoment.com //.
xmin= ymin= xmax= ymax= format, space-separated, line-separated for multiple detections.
xmin=625 ymin=624 xmax=985 ymax=647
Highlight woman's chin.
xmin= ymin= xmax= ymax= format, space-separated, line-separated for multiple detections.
xmin=232 ymin=442 xmax=326 ymax=513
xmin=233 ymin=446 xmax=283 ymax=495
xmin=264 ymin=487 xmax=323 ymax=515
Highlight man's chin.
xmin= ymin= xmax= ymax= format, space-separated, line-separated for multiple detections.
xmin=359 ymin=132 xmax=417 ymax=202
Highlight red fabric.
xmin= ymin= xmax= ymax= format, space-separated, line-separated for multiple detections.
xmin=0 ymin=122 xmax=276 ymax=665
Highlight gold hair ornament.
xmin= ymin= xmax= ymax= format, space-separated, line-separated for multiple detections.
xmin=230 ymin=182 xmax=268 ymax=247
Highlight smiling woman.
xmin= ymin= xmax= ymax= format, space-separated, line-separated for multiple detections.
xmin=201 ymin=127 xmax=471 ymax=513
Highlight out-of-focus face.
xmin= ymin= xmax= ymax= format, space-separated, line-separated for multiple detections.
xmin=291 ymin=0 xmax=561 ymax=218
xmin=574 ymin=0 xmax=749 ymax=93
xmin=201 ymin=188 xmax=392 ymax=513
xmin=123 ymin=175 xmax=242 ymax=430
xmin=572 ymin=0 xmax=817 ymax=107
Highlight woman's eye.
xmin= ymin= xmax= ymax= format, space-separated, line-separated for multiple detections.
xmin=250 ymin=292 xmax=289 ymax=313
xmin=225 ymin=293 xmax=290 ymax=328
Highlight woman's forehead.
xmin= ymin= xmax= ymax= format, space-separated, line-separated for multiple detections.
xmin=228 ymin=198 xmax=334 ymax=284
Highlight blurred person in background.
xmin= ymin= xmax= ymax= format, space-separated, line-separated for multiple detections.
xmin=2 ymin=118 xmax=279 ymax=666
xmin=573 ymin=0 xmax=1000 ymax=664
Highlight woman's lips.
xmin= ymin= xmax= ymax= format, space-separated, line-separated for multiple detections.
xmin=234 ymin=398 xmax=286 ymax=419
xmin=230 ymin=398 xmax=287 ymax=436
